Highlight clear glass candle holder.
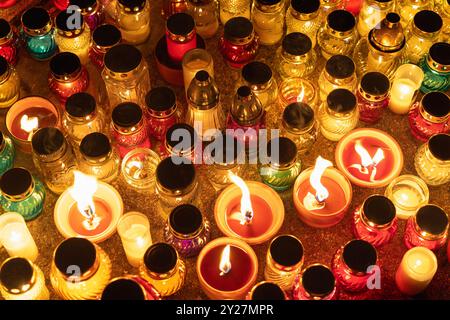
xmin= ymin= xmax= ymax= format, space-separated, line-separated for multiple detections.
xmin=251 ymin=0 xmax=285 ymax=45
xmin=285 ymin=0 xmax=321 ymax=47
xmin=278 ymin=77 xmax=318 ymax=110
xmin=219 ymin=0 xmax=251 ymax=25
xmin=187 ymin=0 xmax=219 ymax=39
xmin=388 ymin=64 xmax=424 ymax=115
xmin=121 ymin=148 xmax=161 ymax=191
xmin=116 ymin=0 xmax=151 ymax=45
xmin=182 ymin=48 xmax=214 ymax=96
xmin=357 ymin=72 xmax=390 ymax=123
xmin=356 ymin=0 xmax=393 ymax=37
xmin=241 ymin=61 xmax=278 ymax=111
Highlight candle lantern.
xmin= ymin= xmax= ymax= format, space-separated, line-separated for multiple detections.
xmin=187 ymin=0 xmax=219 ymax=39
xmin=54 ymin=10 xmax=91 ymax=65
xmin=293 ymin=156 xmax=352 ymax=228
xmin=48 ymin=52 xmax=89 ymax=104
xmin=318 ymin=54 xmax=357 ymax=102
xmin=145 ymin=87 xmax=180 ymax=141
xmin=78 ymin=132 xmax=120 ymax=183
xmin=111 ymin=102 xmax=152 ymax=159
xmin=264 ymin=234 xmax=304 ymax=291
xmin=139 ymin=243 xmax=186 ymax=297
xmin=219 ymin=17 xmax=259 ymax=69
xmin=0 ymin=212 xmax=38 ymax=262
xmin=357 ymin=72 xmax=390 ymax=123
xmin=385 ymin=175 xmax=429 ymax=220
xmin=317 ymin=9 xmax=357 ymax=60
xmin=101 ymin=276 xmax=161 ymax=300
xmin=292 ymin=264 xmax=338 ymax=300
xmin=352 ymin=195 xmax=398 ymax=247
xmin=102 ymin=44 xmax=150 ymax=107
xmin=278 ymin=77 xmax=318 ymax=109
xmin=280 ymin=102 xmax=318 ymax=154
xmin=121 ymin=148 xmax=161 ymax=191
xmin=31 ymin=127 xmax=78 ymax=194
xmin=50 ymin=237 xmax=112 ymax=300
xmin=276 ymin=32 xmax=317 ymax=79
xmin=0 ymin=56 xmax=20 ymax=109
xmin=214 ymin=175 xmax=284 ymax=245
xmin=0 ymin=168 xmax=45 ymax=221
xmin=356 ymin=0 xmax=393 ymax=37
xmin=285 ymin=0 xmax=321 ymax=47
xmin=419 ymin=42 xmax=450 ymax=93
xmin=156 ymin=157 xmax=198 ymax=212
xmin=395 ymin=246 xmax=437 ymax=296
xmin=0 ymin=257 xmax=49 ymax=300
xmin=247 ymin=282 xmax=287 ymax=300
xmin=251 ymin=0 xmax=285 ymax=46
xmin=241 ymin=61 xmax=278 ymax=111
xmin=182 ymin=48 xmax=214 ymax=96
xmin=166 ymin=13 xmax=198 ymax=63
xmin=331 ymin=239 xmax=379 ymax=292
xmin=70 ymin=0 xmax=104 ymax=31
xmin=408 ymin=92 xmax=450 ymax=142
xmin=259 ymin=137 xmax=302 ymax=191
xmin=404 ymin=10 xmax=442 ymax=65
xmin=6 ymin=96 xmax=59 ymax=153
xmin=396 ymin=0 xmax=433 ymax=28
xmin=164 ymin=204 xmax=211 ymax=258
xmin=335 ymin=128 xmax=404 ymax=188
xmin=414 ymin=133 xmax=450 ymax=186
xmin=20 ymin=7 xmax=57 ymax=61
xmin=117 ymin=211 xmax=153 ymax=267
xmin=404 ymin=205 xmax=449 ymax=251
xmin=0 ymin=131 xmax=15 ymax=176
xmin=436 ymin=0 xmax=450 ymax=43
xmin=318 ymin=89 xmax=359 ymax=142
xmin=53 ymin=0 xmax=69 ymax=11
xmin=162 ymin=0 xmax=188 ymax=19
xmin=161 ymin=123 xmax=199 ymax=162
xmin=116 ymin=0 xmax=151 ymax=44
xmin=89 ymin=24 xmax=122 ymax=70
xmin=186 ymin=71 xmax=225 ymax=139
xmin=219 ymin=0 xmax=251 ymax=25
xmin=196 ymin=237 xmax=258 ymax=300
xmin=0 ymin=19 xmax=19 ymax=66
xmin=388 ymin=64 xmax=424 ymax=115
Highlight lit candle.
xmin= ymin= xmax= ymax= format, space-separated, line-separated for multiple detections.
xmin=388 ymin=64 xmax=424 ymax=115
xmin=182 ymin=48 xmax=214 ymax=96
xmin=0 ymin=212 xmax=38 ymax=262
xmin=395 ymin=247 xmax=437 ymax=296
xmin=197 ymin=237 xmax=258 ymax=299
xmin=117 ymin=212 xmax=153 ymax=267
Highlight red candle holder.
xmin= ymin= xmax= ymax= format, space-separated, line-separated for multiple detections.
xmin=89 ymin=24 xmax=122 ymax=70
xmin=343 ymin=0 xmax=363 ymax=15
xmin=335 ymin=128 xmax=404 ymax=188
xmin=52 ymin=0 xmax=69 ymax=11
xmin=357 ymin=72 xmax=390 ymax=124
xmin=0 ymin=19 xmax=19 ymax=66
xmin=0 ymin=0 xmax=17 ymax=9
xmin=166 ymin=13 xmax=197 ymax=63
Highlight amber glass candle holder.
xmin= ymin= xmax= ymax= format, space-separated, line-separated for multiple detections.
xmin=241 ymin=61 xmax=278 ymax=111
xmin=121 ymin=148 xmax=161 ymax=191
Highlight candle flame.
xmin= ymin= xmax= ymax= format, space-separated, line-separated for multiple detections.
xmin=349 ymin=140 xmax=385 ymax=182
xmin=20 ymin=115 xmax=39 ymax=140
xmin=219 ymin=245 xmax=231 ymax=276
xmin=69 ymin=171 xmax=101 ymax=230
xmin=297 ymin=82 xmax=305 ymax=103
xmin=228 ymin=172 xmax=254 ymax=225
xmin=310 ymin=156 xmax=333 ymax=203
xmin=126 ymin=160 xmax=145 ymax=179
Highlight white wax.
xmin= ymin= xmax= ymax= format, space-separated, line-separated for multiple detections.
xmin=183 ymin=59 xmax=214 ymax=95
xmin=388 ymin=78 xmax=416 ymax=114
xmin=121 ymin=223 xmax=152 ymax=267
xmin=0 ymin=222 xmax=38 ymax=262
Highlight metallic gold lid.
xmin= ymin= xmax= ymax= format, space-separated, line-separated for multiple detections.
xmin=111 ymin=102 xmax=145 ymax=135
xmin=269 ymin=234 xmax=304 ymax=271
xmin=412 ymin=10 xmax=443 ymax=39
xmin=104 ymin=44 xmax=143 ymax=79
xmin=143 ymin=243 xmax=179 ymax=279
xmin=49 ymin=52 xmax=82 ymax=81
xmin=326 ymin=9 xmax=356 ymax=37
xmin=282 ymin=102 xmax=315 ymax=134
xmin=80 ymin=132 xmax=112 ymax=162
xmin=92 ymin=24 xmax=122 ymax=52
xmin=300 ymin=264 xmax=335 ymax=299
xmin=166 ymin=12 xmax=196 ymax=42
xmin=223 ymin=17 xmax=254 ymax=45
xmin=156 ymin=157 xmax=196 ymax=195
xmin=414 ymin=205 xmax=449 ymax=240
xmin=145 ymin=86 xmax=177 ymax=118
xmin=358 ymin=72 xmax=390 ymax=101
xmin=361 ymin=195 xmax=396 ymax=229
xmin=419 ymin=92 xmax=450 ymax=124
xmin=168 ymin=204 xmax=205 ymax=239
xmin=428 ymin=133 xmax=450 ymax=162
xmin=290 ymin=0 xmax=320 ymax=20
xmin=0 ymin=19 xmax=13 ymax=45
xmin=427 ymin=42 xmax=450 ymax=73
xmin=282 ymin=32 xmax=312 ymax=61
xmin=0 ymin=257 xmax=37 ymax=295
xmin=369 ymin=12 xmax=405 ymax=53
xmin=55 ymin=10 xmax=85 ymax=38
xmin=0 ymin=167 xmax=35 ymax=202
xmin=21 ymin=7 xmax=52 ymax=36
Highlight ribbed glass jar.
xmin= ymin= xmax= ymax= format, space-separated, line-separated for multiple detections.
xmin=292 ymin=264 xmax=338 ymax=300
xmin=0 ymin=18 xmax=19 ymax=66
xmin=0 ymin=56 xmax=20 ymax=109
xmin=116 ymin=0 xmax=151 ymax=44
xmin=395 ymin=0 xmax=433 ymax=28
xmin=219 ymin=0 xmax=251 ymax=25
xmin=320 ymin=0 xmax=344 ymax=20
xmin=241 ymin=61 xmax=278 ymax=111
xmin=357 ymin=72 xmax=390 ymax=123
xmin=121 ymin=148 xmax=161 ymax=191
xmin=0 ymin=131 xmax=15 ymax=176
xmin=419 ymin=42 xmax=450 ymax=93
xmin=89 ymin=24 xmax=122 ymax=70
xmin=251 ymin=0 xmax=285 ymax=45
xmin=285 ymin=0 xmax=321 ymax=47
xmin=187 ymin=0 xmax=219 ymax=39
xmin=160 ymin=123 xmax=199 ymax=162
xmin=356 ymin=0 xmax=394 ymax=37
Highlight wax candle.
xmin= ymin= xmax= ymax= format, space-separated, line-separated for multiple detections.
xmin=247 ymin=282 xmax=287 ymax=300
xmin=101 ymin=276 xmax=160 ymax=300
xmin=278 ymin=77 xmax=318 ymax=109
xmin=68 ymin=198 xmax=112 ymax=237
xmin=395 ymin=247 xmax=437 ymax=296
xmin=0 ymin=212 xmax=38 ymax=261
xmin=388 ymin=64 xmax=424 ymax=115
xmin=182 ymin=48 xmax=214 ymax=96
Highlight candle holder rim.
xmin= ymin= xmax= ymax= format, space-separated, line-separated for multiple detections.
xmin=116 ymin=211 xmax=150 ymax=239
xmin=403 ymin=246 xmax=438 ymax=276
xmin=121 ymin=147 xmax=160 ymax=186
xmin=384 ymin=174 xmax=429 ymax=212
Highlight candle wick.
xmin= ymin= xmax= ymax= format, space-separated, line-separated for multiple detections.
xmin=82 ymin=205 xmax=100 ymax=231
xmin=242 ymin=210 xmax=254 ymax=225
xmin=219 ymin=264 xmax=231 ymax=276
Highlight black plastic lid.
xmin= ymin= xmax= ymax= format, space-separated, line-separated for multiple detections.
xmin=251 ymin=283 xmax=286 ymax=300
xmin=144 ymin=243 xmax=178 ymax=274
xmin=283 ymin=102 xmax=314 ymax=130
xmin=302 ymin=265 xmax=335 ymax=297
xmin=282 ymin=32 xmax=312 ymax=56
xmin=363 ymin=195 xmax=396 ymax=225
xmin=156 ymin=157 xmax=196 ymax=191
xmin=343 ymin=240 xmax=377 ymax=273
xmin=169 ymin=204 xmax=203 ymax=235
xmin=0 ymin=258 xmax=34 ymax=292
xmin=66 ymin=92 xmax=96 ymax=118
xmin=32 ymin=127 xmax=65 ymax=156
xmin=327 ymin=9 xmax=355 ymax=32
xmin=327 ymin=89 xmax=357 ymax=113
xmin=145 ymin=87 xmax=176 ymax=112
xmin=21 ymin=7 xmax=50 ymax=30
xmin=0 ymin=168 xmax=33 ymax=197
xmin=270 ymin=235 xmax=303 ymax=267
xmin=416 ymin=205 xmax=448 ymax=235
xmin=429 ymin=133 xmax=450 ymax=161
xmin=54 ymin=238 xmax=97 ymax=276
xmin=242 ymin=61 xmax=272 ymax=85
xmin=429 ymin=42 xmax=450 ymax=66
xmin=112 ymin=102 xmax=143 ymax=128
xmin=0 ymin=19 xmax=11 ymax=39
xmin=224 ymin=17 xmax=253 ymax=41
xmin=93 ymin=24 xmax=121 ymax=47
xmin=167 ymin=13 xmax=195 ymax=36
xmin=49 ymin=52 xmax=81 ymax=77
xmin=414 ymin=10 xmax=443 ymax=33
xmin=70 ymin=0 xmax=97 ymax=9
xmin=422 ymin=92 xmax=450 ymax=118
xmin=267 ymin=137 xmax=297 ymax=167
xmin=360 ymin=72 xmax=390 ymax=96
xmin=101 ymin=278 xmax=146 ymax=300
xmin=104 ymin=44 xmax=142 ymax=73
xmin=166 ymin=123 xmax=196 ymax=150
xmin=0 ymin=56 xmax=7 ymax=77
xmin=291 ymin=0 xmax=320 ymax=13
xmin=80 ymin=132 xmax=111 ymax=158
xmin=56 ymin=10 xmax=83 ymax=31
xmin=118 ymin=0 xmax=146 ymax=10
xmin=325 ymin=55 xmax=355 ymax=79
